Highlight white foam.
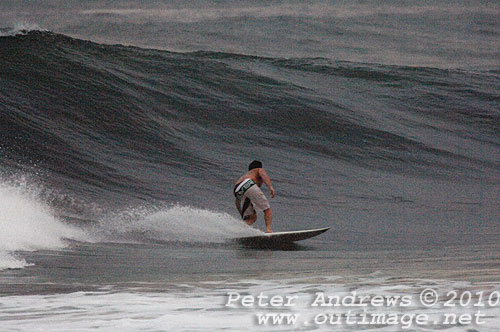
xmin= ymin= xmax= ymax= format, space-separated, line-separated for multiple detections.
xmin=0 ymin=23 xmax=46 ymax=37
xmin=0 ymin=252 xmax=33 ymax=270
xmin=0 ymin=180 xmax=88 ymax=270
xmin=1 ymin=276 xmax=499 ymax=331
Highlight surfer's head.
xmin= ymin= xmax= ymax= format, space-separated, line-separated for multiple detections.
xmin=248 ymin=160 xmax=263 ymax=170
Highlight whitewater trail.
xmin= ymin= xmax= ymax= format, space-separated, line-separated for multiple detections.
xmin=0 ymin=23 xmax=46 ymax=37
xmin=91 ymin=204 xmax=263 ymax=244
xmin=0 ymin=177 xmax=261 ymax=270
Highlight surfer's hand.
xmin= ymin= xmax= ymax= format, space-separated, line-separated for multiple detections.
xmin=269 ymin=187 xmax=275 ymax=198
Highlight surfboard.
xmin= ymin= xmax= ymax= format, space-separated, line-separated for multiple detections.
xmin=235 ymin=227 xmax=330 ymax=246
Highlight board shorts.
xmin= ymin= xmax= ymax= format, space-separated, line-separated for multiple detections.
xmin=234 ymin=179 xmax=271 ymax=220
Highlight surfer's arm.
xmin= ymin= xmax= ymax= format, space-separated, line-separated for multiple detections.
xmin=258 ymin=168 xmax=275 ymax=198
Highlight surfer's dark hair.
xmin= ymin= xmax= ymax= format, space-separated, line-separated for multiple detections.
xmin=248 ymin=160 xmax=263 ymax=170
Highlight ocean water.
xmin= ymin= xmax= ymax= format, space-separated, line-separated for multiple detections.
xmin=1 ymin=1 xmax=499 ymax=331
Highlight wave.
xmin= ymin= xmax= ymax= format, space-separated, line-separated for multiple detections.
xmin=1 ymin=32 xmax=497 ymax=188
xmin=1 ymin=32 xmax=498 ymax=180
xmin=0 ymin=30 xmax=499 ymax=255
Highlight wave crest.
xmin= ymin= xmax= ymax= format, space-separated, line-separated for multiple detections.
xmin=0 ymin=23 xmax=47 ymax=37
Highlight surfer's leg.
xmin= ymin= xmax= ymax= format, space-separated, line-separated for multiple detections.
xmin=244 ymin=213 xmax=257 ymax=225
xmin=243 ymin=186 xmax=272 ymax=231
xmin=264 ymin=208 xmax=272 ymax=233
xmin=241 ymin=199 xmax=256 ymax=225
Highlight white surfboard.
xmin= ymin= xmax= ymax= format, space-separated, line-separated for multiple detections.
xmin=235 ymin=227 xmax=330 ymax=246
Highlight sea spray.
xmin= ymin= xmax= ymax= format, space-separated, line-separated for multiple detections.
xmin=93 ymin=204 xmax=262 ymax=244
xmin=0 ymin=179 xmax=88 ymax=270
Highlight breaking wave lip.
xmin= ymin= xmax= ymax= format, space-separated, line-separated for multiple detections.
xmin=0 ymin=178 xmax=90 ymax=271
xmin=0 ymin=252 xmax=33 ymax=270
xmin=0 ymin=23 xmax=47 ymax=37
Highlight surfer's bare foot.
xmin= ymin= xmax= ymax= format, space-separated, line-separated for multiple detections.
xmin=264 ymin=208 xmax=272 ymax=234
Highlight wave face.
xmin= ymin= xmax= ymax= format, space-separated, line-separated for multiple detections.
xmin=1 ymin=30 xmax=499 ymax=256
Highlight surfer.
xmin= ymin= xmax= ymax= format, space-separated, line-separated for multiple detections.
xmin=234 ymin=160 xmax=275 ymax=233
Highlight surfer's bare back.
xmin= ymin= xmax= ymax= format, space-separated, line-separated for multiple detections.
xmin=233 ymin=160 xmax=275 ymax=233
